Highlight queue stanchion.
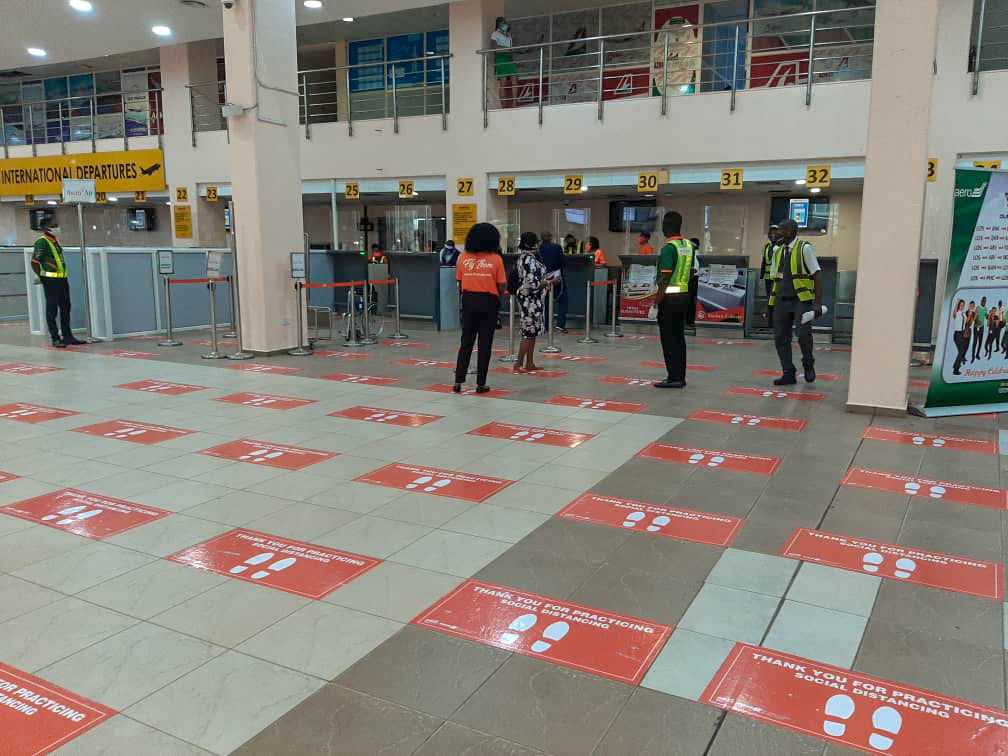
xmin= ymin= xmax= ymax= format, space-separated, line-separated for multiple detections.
xmin=359 ymin=281 xmax=377 ymax=345
xmin=605 ymin=277 xmax=623 ymax=339
xmin=498 ymin=295 xmax=516 ymax=362
xmin=388 ymin=278 xmax=408 ymax=341
xmin=578 ymin=280 xmax=599 ymax=344
xmin=341 ymin=282 xmax=362 ymax=347
xmin=288 ymin=281 xmax=312 ymax=356
xmin=201 ymin=278 xmax=228 ymax=359
xmin=226 ymin=274 xmax=253 ymax=360
xmin=540 ymin=286 xmax=561 ymax=353
xmin=158 ymin=277 xmax=182 ymax=347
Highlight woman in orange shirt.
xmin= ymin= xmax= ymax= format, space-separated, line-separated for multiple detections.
xmin=454 ymin=223 xmax=508 ymax=393
xmin=585 ymin=236 xmax=607 ymax=266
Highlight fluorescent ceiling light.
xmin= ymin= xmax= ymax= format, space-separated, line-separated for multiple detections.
xmin=342 ymin=17 xmax=354 ymax=22
xmin=108 ymin=196 xmax=118 ymax=201
xmin=69 ymin=0 xmax=93 ymax=11
xmin=810 ymin=187 xmax=821 ymax=193
xmin=304 ymin=0 xmax=322 ymax=7
xmin=580 ymin=186 xmax=588 ymax=192
xmin=794 ymin=179 xmax=806 ymax=185
xmin=151 ymin=25 xmax=172 ymax=37
xmin=46 ymin=200 xmax=57 ymax=205
xmin=27 ymin=47 xmax=46 ymax=57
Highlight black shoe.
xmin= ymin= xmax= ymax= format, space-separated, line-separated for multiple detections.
xmin=654 ymin=380 xmax=685 ymax=388
xmin=475 ymin=385 xmax=490 ymax=394
xmin=804 ymin=365 xmax=816 ymax=383
xmin=62 ymin=336 xmax=86 ymax=345
xmin=774 ymin=374 xmax=797 ymax=386
xmin=452 ymin=383 xmax=462 ymax=393
xmin=555 ymin=326 xmax=568 ymax=334
xmin=50 ymin=340 xmax=65 ymax=348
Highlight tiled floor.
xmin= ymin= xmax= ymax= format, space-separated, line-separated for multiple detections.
xmin=0 ymin=322 xmax=1004 ymax=755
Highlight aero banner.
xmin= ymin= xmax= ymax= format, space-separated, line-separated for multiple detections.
xmin=921 ymin=168 xmax=1008 ymax=416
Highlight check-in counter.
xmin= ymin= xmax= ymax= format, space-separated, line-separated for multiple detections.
xmin=387 ymin=252 xmax=439 ymax=320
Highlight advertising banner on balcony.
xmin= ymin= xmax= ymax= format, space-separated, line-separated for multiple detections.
xmin=916 ymin=168 xmax=1008 ymax=417
xmin=650 ymin=4 xmax=700 ymax=97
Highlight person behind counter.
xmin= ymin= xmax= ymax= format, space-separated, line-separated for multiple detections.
xmin=368 ymin=244 xmax=389 ymax=264
xmin=539 ymin=231 xmax=568 ymax=333
xmin=440 ymin=239 xmax=460 ymax=266
xmin=585 ymin=236 xmax=606 ymax=266
xmin=563 ymin=234 xmax=583 ymax=256
xmin=453 ymin=223 xmax=508 ymax=394
xmin=637 ymin=232 xmax=655 ymax=255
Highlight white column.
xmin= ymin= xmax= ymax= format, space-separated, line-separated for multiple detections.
xmin=222 ymin=0 xmax=305 ymax=353
xmin=847 ymin=0 xmax=939 ymax=413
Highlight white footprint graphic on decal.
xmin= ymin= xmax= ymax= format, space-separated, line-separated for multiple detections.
xmin=239 ymin=449 xmax=285 ymax=463
xmin=579 ymin=400 xmax=607 ymax=409
xmin=623 ymin=511 xmax=646 ymax=528
xmin=688 ymin=453 xmax=705 ymax=464
xmin=510 ymin=431 xmax=545 ymax=441
xmin=498 ymin=615 xmax=570 ymax=653
xmin=862 ymin=553 xmax=917 ymax=580
xmin=823 ymin=694 xmax=855 ymax=737
xmin=911 ymin=435 xmax=946 ymax=447
xmin=1 ymin=409 xmax=37 ymax=418
xmin=230 ymin=553 xmax=296 ymax=580
xmin=531 ymin=621 xmax=570 ymax=653
xmin=870 ymin=706 xmax=902 ymax=751
xmin=230 ymin=552 xmax=273 ymax=574
xmin=731 ymin=416 xmax=761 ymax=426
xmin=647 ymin=515 xmax=671 ymax=532
xmin=42 ymin=505 xmax=102 ymax=525
xmin=893 ymin=558 xmax=916 ymax=579
xmin=904 ymin=482 xmax=921 ymax=495
xmin=366 ymin=412 xmax=400 ymax=422
xmin=405 ymin=476 xmax=451 ymax=492
xmin=862 ymin=552 xmax=883 ymax=573
xmin=707 ymin=456 xmax=725 ymax=468
xmin=499 ymin=613 xmax=537 ymax=645
xmin=928 ymin=485 xmax=946 ymax=499
xmin=406 ymin=476 xmax=432 ymax=489
xmin=104 ymin=428 xmax=147 ymax=439
xmin=242 ymin=397 xmax=276 ymax=406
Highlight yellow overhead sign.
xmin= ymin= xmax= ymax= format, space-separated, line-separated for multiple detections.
xmin=720 ymin=168 xmax=743 ymax=190
xmin=805 ymin=165 xmax=831 ymax=188
xmin=0 ymin=149 xmax=166 ymax=197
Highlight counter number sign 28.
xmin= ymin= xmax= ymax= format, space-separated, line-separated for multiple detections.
xmin=564 ymin=175 xmax=584 ymax=194
xmin=456 ymin=178 xmax=474 ymax=196
xmin=497 ymin=177 xmax=516 ymax=196
xmin=398 ymin=180 xmax=415 ymax=199
xmin=720 ymin=169 xmax=743 ymax=191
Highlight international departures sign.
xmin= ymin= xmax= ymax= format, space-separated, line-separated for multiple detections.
xmin=0 ymin=149 xmax=166 ymax=197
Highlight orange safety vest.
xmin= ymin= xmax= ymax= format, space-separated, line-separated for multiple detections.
xmin=593 ymin=248 xmax=607 ymax=266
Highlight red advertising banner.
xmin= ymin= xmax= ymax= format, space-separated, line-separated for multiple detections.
xmin=115 ymin=379 xmax=207 ymax=395
xmin=492 ymin=368 xmax=568 ymax=379
xmin=423 ymin=384 xmax=513 ymax=398
xmin=841 ymin=467 xmax=1007 ymax=510
xmin=468 ymin=422 xmax=594 ymax=448
xmin=600 ymin=376 xmax=657 ymax=387
xmin=701 ymin=643 xmax=1008 ymax=754
xmin=329 ymin=406 xmax=443 ymax=427
xmin=728 ymin=386 xmax=827 ymax=402
xmin=640 ymin=361 xmax=717 ymax=372
xmin=412 ymin=580 xmax=672 ymax=684
xmin=396 ymin=358 xmax=454 ymax=369
xmin=602 ymin=66 xmax=650 ymax=101
xmin=200 ymin=439 xmax=336 ymax=471
xmin=541 ymin=354 xmax=608 ymax=363
xmin=0 ymin=402 xmax=78 ymax=424
xmin=545 ymin=395 xmax=646 ymax=413
xmin=319 ymin=372 xmax=400 ymax=386
xmin=72 ymin=419 xmax=193 ymax=445
xmin=169 ymin=528 xmax=381 ymax=600
xmin=313 ymin=350 xmax=372 ymax=359
xmin=755 ymin=368 xmax=840 ymax=382
xmin=2 ymin=488 xmax=171 ymax=540
xmin=695 ymin=338 xmax=757 ymax=346
xmin=0 ymin=363 xmax=62 ymax=375
xmin=558 ymin=493 xmax=743 ymax=547
xmin=214 ymin=392 xmax=316 ymax=411
xmin=105 ymin=349 xmax=158 ymax=359
xmin=619 ymin=289 xmax=656 ymax=320
xmin=0 ymin=662 xmax=116 ymax=754
xmin=355 ymin=463 xmax=512 ymax=503
xmin=688 ymin=409 xmax=808 ymax=432
xmin=226 ymin=363 xmax=303 ymax=374
xmin=780 ymin=528 xmax=1004 ymax=601
xmin=862 ymin=427 xmax=996 ymax=455
xmin=637 ymin=443 xmax=781 ymax=475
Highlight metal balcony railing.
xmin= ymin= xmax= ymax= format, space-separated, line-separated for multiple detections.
xmin=971 ymin=0 xmax=1008 ymax=94
xmin=476 ymin=4 xmax=876 ymax=125
xmin=186 ymin=81 xmax=229 ymax=146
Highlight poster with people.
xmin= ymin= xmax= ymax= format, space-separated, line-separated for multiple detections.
xmin=919 ymin=168 xmax=1008 ymax=416
xmin=650 ymin=4 xmax=701 ymax=98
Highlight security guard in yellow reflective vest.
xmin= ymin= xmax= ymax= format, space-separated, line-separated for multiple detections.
xmin=31 ymin=223 xmax=84 ymax=348
xmin=759 ymin=223 xmax=780 ymax=328
xmin=768 ymin=219 xmax=826 ymax=384
xmin=651 ymin=211 xmax=699 ymax=388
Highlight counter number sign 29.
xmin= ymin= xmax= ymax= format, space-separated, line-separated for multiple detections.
xmin=457 ymin=178 xmax=474 ymax=196
xmin=637 ymin=172 xmax=659 ymax=193
xmin=720 ymin=169 xmax=743 ymax=191
xmin=497 ymin=177 xmax=516 ymax=196
xmin=345 ymin=182 xmax=360 ymax=200
xmin=398 ymin=180 xmax=415 ymax=199
xmin=564 ymin=175 xmax=584 ymax=194
xmin=805 ymin=165 xmax=831 ymax=189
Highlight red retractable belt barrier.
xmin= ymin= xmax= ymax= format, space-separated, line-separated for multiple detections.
xmin=169 ymin=276 xmax=229 ymax=285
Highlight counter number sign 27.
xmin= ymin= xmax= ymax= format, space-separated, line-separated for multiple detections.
xmin=497 ymin=177 xmax=516 ymax=196
xmin=720 ymin=169 xmax=743 ymax=191
xmin=398 ymin=180 xmax=415 ymax=199
xmin=564 ymin=175 xmax=584 ymax=194
xmin=456 ymin=178 xmax=474 ymax=196
xmin=805 ymin=165 xmax=831 ymax=189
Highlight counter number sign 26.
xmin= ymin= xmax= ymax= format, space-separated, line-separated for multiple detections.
xmin=398 ymin=180 xmax=415 ymax=199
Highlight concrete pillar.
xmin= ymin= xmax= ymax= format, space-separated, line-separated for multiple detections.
xmin=846 ymin=0 xmax=938 ymax=413
xmin=223 ymin=0 xmax=305 ymax=353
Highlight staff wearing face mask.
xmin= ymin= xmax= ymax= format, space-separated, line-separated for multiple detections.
xmin=440 ymin=239 xmax=460 ymax=266
xmin=31 ymin=222 xmax=85 ymax=348
xmin=767 ymin=219 xmax=826 ymax=384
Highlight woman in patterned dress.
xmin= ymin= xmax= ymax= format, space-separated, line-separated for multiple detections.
xmin=514 ymin=231 xmax=549 ymax=371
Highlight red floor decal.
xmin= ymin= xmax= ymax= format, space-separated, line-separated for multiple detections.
xmin=842 ymin=467 xmax=1007 ymax=510
xmin=637 ymin=443 xmax=781 ymax=475
xmin=381 ymin=340 xmax=431 ymax=348
xmin=424 ymin=384 xmax=513 ymax=398
xmin=695 ymin=338 xmax=757 ymax=346
xmin=689 ymin=409 xmax=808 ymax=432
xmin=397 ymin=358 xmax=455 ymax=368
xmin=0 ymin=662 xmax=116 ymax=754
xmin=0 ymin=363 xmax=62 ymax=375
xmin=468 ymin=422 xmax=593 ymax=448
xmin=639 ymin=362 xmax=717 ymax=371
xmin=319 ymin=372 xmax=400 ymax=385
xmin=73 ymin=419 xmax=193 ymax=445
xmin=600 ymin=376 xmax=656 ymax=387
xmin=545 ymin=395 xmax=646 ymax=413
xmin=355 ymin=463 xmax=511 ymax=502
xmin=701 ymin=642 xmax=1008 ymax=755
xmin=116 ymin=379 xmax=208 ymax=395
xmin=728 ymin=386 xmax=827 ymax=402
xmin=104 ymin=349 xmax=158 ymax=359
xmin=169 ymin=528 xmax=380 ymax=599
xmin=755 ymin=368 xmax=840 ymax=381
xmin=908 ymin=379 xmax=930 ymax=389
xmin=781 ymin=528 xmax=1004 ymax=601
xmin=313 ymin=350 xmax=372 ymax=359
xmin=412 ymin=579 xmax=672 ymax=684
xmin=200 ymin=439 xmax=336 ymax=470
xmin=189 ymin=339 xmax=237 ymax=347
xmin=0 ymin=402 xmax=78 ymax=424
xmin=861 ymin=427 xmax=996 ymax=455
xmin=492 ymin=368 xmax=568 ymax=378
xmin=226 ymin=363 xmax=303 ymax=374
xmin=329 ymin=405 xmax=443 ymax=427
xmin=558 ymin=493 xmax=743 ymax=547
xmin=541 ymin=354 xmax=608 ymax=363
xmin=215 ymin=392 xmax=316 ymax=410
xmin=2 ymin=488 xmax=171 ymax=539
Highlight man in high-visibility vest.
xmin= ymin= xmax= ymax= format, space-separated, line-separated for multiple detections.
xmin=651 ymin=211 xmax=698 ymax=388
xmin=768 ymin=219 xmax=826 ymax=384
xmin=31 ymin=223 xmax=84 ymax=348
xmin=759 ymin=224 xmax=780 ymax=328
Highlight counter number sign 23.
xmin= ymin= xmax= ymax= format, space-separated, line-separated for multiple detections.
xmin=720 ymin=169 xmax=743 ymax=191
xmin=497 ymin=177 xmax=516 ymax=196
xmin=805 ymin=165 xmax=831 ymax=189
xmin=456 ymin=178 xmax=474 ymax=196
xmin=564 ymin=175 xmax=584 ymax=194
xmin=398 ymin=180 xmax=415 ymax=199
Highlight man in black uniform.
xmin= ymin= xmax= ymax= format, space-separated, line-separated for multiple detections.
xmin=31 ymin=223 xmax=85 ymax=348
xmin=759 ymin=224 xmax=780 ymax=329
xmin=768 ymin=219 xmax=824 ymax=384
xmin=652 ymin=211 xmax=697 ymax=388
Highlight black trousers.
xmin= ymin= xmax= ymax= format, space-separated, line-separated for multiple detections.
xmin=455 ymin=292 xmax=498 ymax=386
xmin=774 ymin=298 xmax=815 ymax=376
xmin=553 ymin=279 xmax=568 ymax=329
xmin=40 ymin=277 xmax=72 ymax=343
xmin=657 ymin=296 xmax=688 ymax=382
xmin=953 ymin=330 xmax=969 ymax=373
xmin=972 ymin=326 xmax=984 ymax=360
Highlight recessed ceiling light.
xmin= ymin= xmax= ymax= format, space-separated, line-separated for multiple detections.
xmin=342 ymin=17 xmax=354 ymax=22
xmin=47 ymin=200 xmax=57 ymax=205
xmin=304 ymin=0 xmax=322 ymax=7
xmin=27 ymin=47 xmax=46 ymax=57
xmin=810 ymin=187 xmax=821 ymax=193
xmin=580 ymin=186 xmax=588 ymax=192
xmin=69 ymin=0 xmax=93 ymax=11
xmin=151 ymin=25 xmax=172 ymax=37
xmin=166 ymin=201 xmax=172 ymax=206
xmin=794 ymin=179 xmax=806 ymax=185
xmin=108 ymin=196 xmax=118 ymax=202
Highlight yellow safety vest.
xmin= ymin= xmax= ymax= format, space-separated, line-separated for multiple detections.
xmin=663 ymin=239 xmax=694 ymax=294
xmin=36 ymin=237 xmax=67 ymax=278
xmin=768 ymin=241 xmax=815 ymax=305
xmin=761 ymin=242 xmax=775 ymax=278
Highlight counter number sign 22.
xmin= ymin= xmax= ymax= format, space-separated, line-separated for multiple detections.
xmin=175 ymin=187 xmax=188 ymax=203
xmin=398 ymin=180 xmax=415 ymax=199
xmin=497 ymin=177 xmax=516 ymax=196
xmin=720 ymin=169 xmax=743 ymax=191
xmin=805 ymin=165 xmax=831 ymax=189
xmin=456 ymin=178 xmax=474 ymax=196
xmin=564 ymin=175 xmax=584 ymax=194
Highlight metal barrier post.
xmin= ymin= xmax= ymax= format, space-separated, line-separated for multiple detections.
xmin=482 ymin=52 xmax=488 ymax=129
xmin=343 ymin=286 xmax=361 ymax=347
xmin=226 ymin=210 xmax=253 ymax=359
xmin=158 ymin=278 xmax=182 ymax=346
xmin=389 ymin=278 xmax=408 ymax=340
xmin=578 ymin=281 xmax=597 ymax=344
xmin=538 ymin=48 xmax=544 ymax=126
xmin=288 ymin=281 xmax=312 ymax=356
xmin=0 ymin=108 xmax=7 ymax=158
xmin=201 ymin=281 xmax=225 ymax=359
xmin=596 ymin=40 xmax=606 ymax=122
xmin=605 ymin=280 xmax=622 ymax=338
xmin=360 ymin=282 xmax=377 ymax=345
xmin=498 ymin=295 xmax=517 ymax=361
xmin=661 ymin=32 xmax=670 ymax=116
xmin=541 ymin=288 xmax=561 ymax=353
xmin=391 ymin=64 xmax=399 ymax=134
xmin=440 ymin=59 xmax=447 ymax=131
xmin=345 ymin=69 xmax=354 ymax=137
xmin=77 ymin=203 xmax=99 ymax=343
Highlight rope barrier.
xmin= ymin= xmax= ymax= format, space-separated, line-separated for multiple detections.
xmin=590 ymin=279 xmax=617 ymax=287
xmin=302 ymin=280 xmax=365 ymax=289
xmin=169 ymin=276 xmax=229 ymax=285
